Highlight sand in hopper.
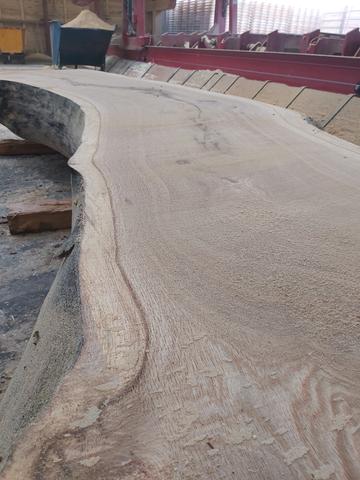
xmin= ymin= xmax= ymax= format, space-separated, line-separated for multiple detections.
xmin=62 ymin=10 xmax=115 ymax=31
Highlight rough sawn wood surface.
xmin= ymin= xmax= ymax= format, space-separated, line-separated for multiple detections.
xmin=0 ymin=69 xmax=359 ymax=480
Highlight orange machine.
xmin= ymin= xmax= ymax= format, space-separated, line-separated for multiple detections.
xmin=0 ymin=27 xmax=25 ymax=63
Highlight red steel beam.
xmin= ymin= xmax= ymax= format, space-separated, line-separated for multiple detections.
xmin=229 ymin=0 xmax=238 ymax=35
xmin=134 ymin=0 xmax=146 ymax=36
xmin=145 ymin=46 xmax=360 ymax=94
xmin=212 ymin=0 xmax=226 ymax=34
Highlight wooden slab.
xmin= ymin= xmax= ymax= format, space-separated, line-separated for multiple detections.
xmin=324 ymin=96 xmax=360 ymax=146
xmin=253 ymin=82 xmax=304 ymax=108
xmin=210 ymin=73 xmax=238 ymax=93
xmin=7 ymin=199 xmax=72 ymax=234
xmin=225 ymin=77 xmax=268 ymax=98
xmin=288 ymin=88 xmax=349 ymax=125
xmin=168 ymin=68 xmax=195 ymax=85
xmin=201 ymin=71 xmax=223 ymax=91
xmin=0 ymin=70 xmax=359 ymax=480
xmin=143 ymin=64 xmax=178 ymax=82
xmin=123 ymin=61 xmax=152 ymax=78
xmin=184 ymin=69 xmax=217 ymax=89
xmin=108 ymin=59 xmax=134 ymax=75
xmin=0 ymin=139 xmax=54 ymax=156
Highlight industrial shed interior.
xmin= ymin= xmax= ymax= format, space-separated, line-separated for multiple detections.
xmin=0 ymin=0 xmax=359 ymax=479
xmin=0 ymin=0 xmax=173 ymax=53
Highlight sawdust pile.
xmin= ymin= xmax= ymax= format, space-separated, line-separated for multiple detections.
xmin=62 ymin=10 xmax=115 ymax=31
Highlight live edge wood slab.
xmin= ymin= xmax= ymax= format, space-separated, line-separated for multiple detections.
xmin=0 ymin=69 xmax=359 ymax=480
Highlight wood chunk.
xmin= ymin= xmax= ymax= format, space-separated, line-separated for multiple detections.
xmin=7 ymin=200 xmax=71 ymax=234
xmin=0 ymin=139 xmax=54 ymax=156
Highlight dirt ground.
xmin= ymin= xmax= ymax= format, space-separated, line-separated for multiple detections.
xmin=0 ymin=126 xmax=71 ymax=400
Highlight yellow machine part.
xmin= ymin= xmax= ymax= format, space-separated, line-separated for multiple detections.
xmin=0 ymin=28 xmax=24 ymax=54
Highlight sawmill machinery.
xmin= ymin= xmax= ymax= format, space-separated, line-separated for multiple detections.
xmin=71 ymin=0 xmax=360 ymax=94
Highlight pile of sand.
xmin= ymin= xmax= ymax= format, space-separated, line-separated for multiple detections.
xmin=62 ymin=10 xmax=115 ymax=31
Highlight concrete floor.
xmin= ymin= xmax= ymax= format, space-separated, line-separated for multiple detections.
xmin=0 ymin=126 xmax=71 ymax=400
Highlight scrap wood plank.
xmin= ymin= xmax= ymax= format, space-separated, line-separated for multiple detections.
xmin=7 ymin=199 xmax=71 ymax=234
xmin=0 ymin=139 xmax=54 ymax=156
xmin=0 ymin=71 xmax=359 ymax=480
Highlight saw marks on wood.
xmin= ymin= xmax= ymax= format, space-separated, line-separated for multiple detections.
xmin=0 ymin=70 xmax=359 ymax=480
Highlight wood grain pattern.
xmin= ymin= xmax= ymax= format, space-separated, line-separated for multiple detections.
xmin=0 ymin=69 xmax=359 ymax=480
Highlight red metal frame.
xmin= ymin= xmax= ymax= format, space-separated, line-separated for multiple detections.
xmin=229 ymin=0 xmax=237 ymax=35
xmin=161 ymin=32 xmax=205 ymax=48
xmin=145 ymin=46 xmax=360 ymax=94
xmin=266 ymin=30 xmax=302 ymax=53
xmin=133 ymin=0 xmax=145 ymax=36
xmin=212 ymin=0 xmax=226 ymax=35
xmin=208 ymin=0 xmax=237 ymax=39
xmin=343 ymin=28 xmax=360 ymax=56
xmin=238 ymin=31 xmax=267 ymax=50
xmin=158 ymin=28 xmax=360 ymax=57
xmin=113 ymin=0 xmax=360 ymax=95
xmin=300 ymin=30 xmax=320 ymax=53
xmin=122 ymin=0 xmax=151 ymax=49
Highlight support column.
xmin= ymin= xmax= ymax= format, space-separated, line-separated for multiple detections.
xmin=213 ymin=0 xmax=227 ymax=34
xmin=42 ymin=0 xmax=51 ymax=55
xmin=134 ymin=0 xmax=146 ymax=36
xmin=229 ymin=0 xmax=237 ymax=34
xmin=152 ymin=11 xmax=163 ymax=44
